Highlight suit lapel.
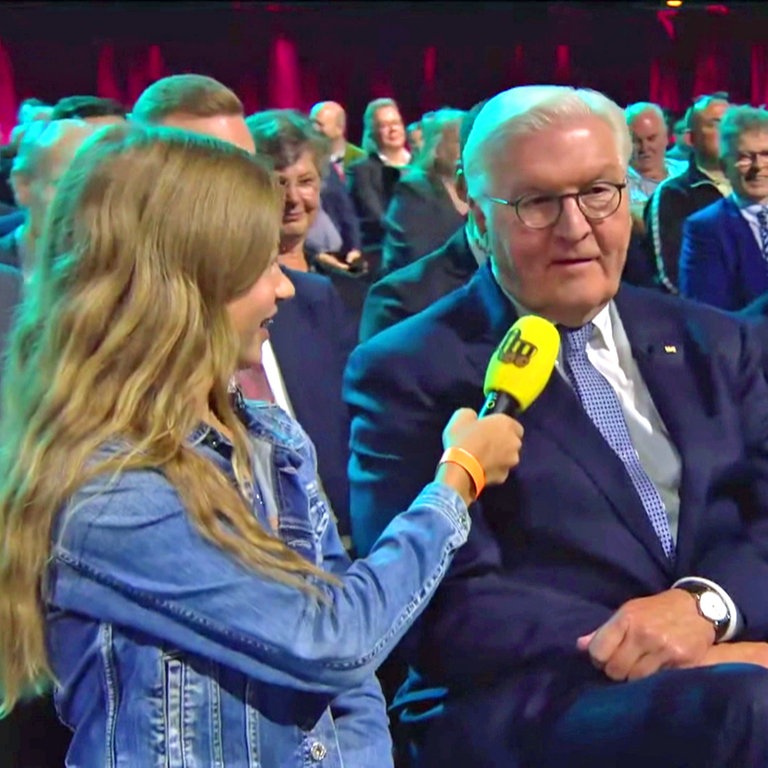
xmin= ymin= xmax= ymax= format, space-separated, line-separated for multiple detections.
xmin=523 ymin=366 xmax=674 ymax=574
xmin=724 ymin=197 xmax=763 ymax=262
xmin=615 ymin=287 xmax=721 ymax=569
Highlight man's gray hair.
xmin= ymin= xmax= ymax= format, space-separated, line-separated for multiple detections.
xmin=719 ymin=104 xmax=768 ymax=159
xmin=625 ymin=102 xmax=666 ymax=128
xmin=462 ymin=85 xmax=631 ymax=199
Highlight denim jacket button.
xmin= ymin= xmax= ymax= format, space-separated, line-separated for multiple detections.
xmin=309 ymin=741 xmax=327 ymax=761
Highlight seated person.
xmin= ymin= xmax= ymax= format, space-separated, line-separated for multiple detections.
xmin=246 ymin=109 xmax=368 ymax=317
xmin=347 ymin=98 xmax=411 ymax=275
xmin=381 ymin=108 xmax=467 ymax=275
xmin=359 ymin=101 xmax=488 ymax=342
xmin=345 ymin=84 xmax=768 ymax=767
xmin=306 ymin=166 xmax=364 ymax=274
xmin=679 ymin=105 xmax=768 ymax=310
xmin=51 ymin=94 xmax=127 ymax=126
xmin=0 ymin=123 xmax=523 ymax=766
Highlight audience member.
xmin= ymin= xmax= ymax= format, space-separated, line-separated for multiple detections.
xmin=381 ymin=108 xmax=467 ymax=275
xmin=680 ymin=105 xmax=768 ymax=310
xmin=407 ymin=120 xmax=423 ymax=158
xmin=345 ymin=84 xmax=768 ymax=767
xmin=246 ymin=109 xmax=368 ymax=307
xmin=625 ymin=102 xmax=686 ymax=226
xmin=2 ymin=119 xmax=95 ymax=275
xmin=359 ymin=100 xmax=487 ymax=342
xmin=667 ymin=115 xmax=691 ymax=161
xmin=310 ymin=100 xmax=365 ymax=175
xmin=347 ymin=97 xmax=411 ymax=273
xmin=1 ymin=99 xmax=52 ymax=208
xmin=0 ymin=122 xmax=524 ymax=767
xmin=645 ymin=93 xmax=730 ymax=292
xmin=51 ymin=95 xmax=127 ymax=125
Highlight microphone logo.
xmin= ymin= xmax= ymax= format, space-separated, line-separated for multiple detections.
xmin=497 ymin=327 xmax=538 ymax=368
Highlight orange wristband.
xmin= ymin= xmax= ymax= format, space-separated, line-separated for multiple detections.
xmin=439 ymin=447 xmax=486 ymax=499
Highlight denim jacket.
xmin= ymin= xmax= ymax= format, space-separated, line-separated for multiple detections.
xmin=46 ymin=403 xmax=470 ymax=767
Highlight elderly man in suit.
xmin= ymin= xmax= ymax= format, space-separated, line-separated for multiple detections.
xmin=679 ymin=105 xmax=768 ymax=310
xmin=345 ymin=84 xmax=768 ymax=767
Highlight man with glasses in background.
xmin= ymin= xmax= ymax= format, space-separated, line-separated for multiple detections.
xmin=345 ymin=85 xmax=768 ymax=767
xmin=680 ymin=105 xmax=768 ymax=310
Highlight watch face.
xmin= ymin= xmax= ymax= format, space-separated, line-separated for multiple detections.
xmin=700 ymin=591 xmax=729 ymax=623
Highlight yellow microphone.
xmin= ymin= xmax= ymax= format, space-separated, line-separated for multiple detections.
xmin=479 ymin=315 xmax=560 ymax=417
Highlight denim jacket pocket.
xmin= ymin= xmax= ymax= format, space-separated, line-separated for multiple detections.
xmin=161 ymin=651 xmax=225 ymax=768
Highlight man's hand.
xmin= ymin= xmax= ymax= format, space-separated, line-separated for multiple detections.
xmin=577 ymin=589 xmax=715 ymax=682
xmin=697 ymin=642 xmax=768 ymax=669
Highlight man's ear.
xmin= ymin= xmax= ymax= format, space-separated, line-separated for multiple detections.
xmin=9 ymin=169 xmax=30 ymax=209
xmin=682 ymin=130 xmax=693 ymax=148
xmin=468 ymin=193 xmax=488 ymax=239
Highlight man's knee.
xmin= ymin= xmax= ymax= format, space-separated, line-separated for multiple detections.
xmin=706 ymin=663 xmax=768 ymax=731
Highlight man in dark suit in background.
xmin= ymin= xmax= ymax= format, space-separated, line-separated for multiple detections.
xmin=644 ymin=93 xmax=730 ymax=293
xmin=345 ymin=84 xmax=768 ymax=767
xmin=680 ymin=105 xmax=768 ymax=310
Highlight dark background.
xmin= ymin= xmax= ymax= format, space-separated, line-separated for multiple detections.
xmin=0 ymin=2 xmax=766 ymax=142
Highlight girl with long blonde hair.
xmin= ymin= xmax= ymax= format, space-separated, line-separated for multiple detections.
xmin=0 ymin=124 xmax=522 ymax=766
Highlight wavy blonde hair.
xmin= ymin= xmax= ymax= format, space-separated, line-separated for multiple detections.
xmin=0 ymin=124 xmax=332 ymax=713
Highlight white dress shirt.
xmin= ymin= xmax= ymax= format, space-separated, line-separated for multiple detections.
xmin=261 ymin=338 xmax=294 ymax=418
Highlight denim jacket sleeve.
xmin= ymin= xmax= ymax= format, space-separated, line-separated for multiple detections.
xmin=49 ymin=472 xmax=469 ymax=697
xmin=316 ymin=495 xmax=395 ymax=765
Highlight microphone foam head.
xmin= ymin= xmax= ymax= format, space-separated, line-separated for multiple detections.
xmin=483 ymin=315 xmax=560 ymax=411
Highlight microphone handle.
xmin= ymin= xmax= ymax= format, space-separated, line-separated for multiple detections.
xmin=479 ymin=390 xmax=522 ymax=418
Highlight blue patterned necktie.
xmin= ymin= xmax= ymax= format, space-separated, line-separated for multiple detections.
xmin=561 ymin=324 xmax=675 ymax=559
xmin=757 ymin=208 xmax=768 ymax=259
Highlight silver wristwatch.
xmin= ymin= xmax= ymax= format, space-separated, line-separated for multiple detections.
xmin=678 ymin=583 xmax=730 ymax=642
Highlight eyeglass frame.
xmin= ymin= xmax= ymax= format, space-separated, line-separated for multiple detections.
xmin=731 ymin=150 xmax=768 ymax=170
xmin=484 ymin=180 xmax=628 ymax=230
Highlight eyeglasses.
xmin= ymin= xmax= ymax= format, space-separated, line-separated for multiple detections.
xmin=486 ymin=181 xmax=627 ymax=230
xmin=733 ymin=151 xmax=768 ymax=170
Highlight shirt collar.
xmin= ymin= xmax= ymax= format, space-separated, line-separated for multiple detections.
xmin=731 ymin=192 xmax=768 ymax=213
xmin=378 ymin=150 xmax=411 ymax=167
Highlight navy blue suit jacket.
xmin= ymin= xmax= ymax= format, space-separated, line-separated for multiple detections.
xmin=679 ymin=196 xmax=767 ymax=310
xmin=270 ymin=268 xmax=357 ymax=538
xmin=344 ymin=261 xmax=768 ymax=742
